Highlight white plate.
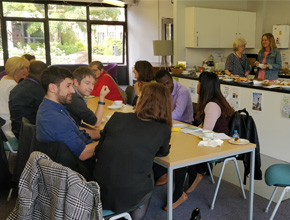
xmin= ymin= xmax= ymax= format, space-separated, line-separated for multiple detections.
xmin=235 ymin=80 xmax=252 ymax=84
xmin=182 ymin=72 xmax=190 ymax=75
xmin=108 ymin=105 xmax=123 ymax=110
xmin=223 ymin=78 xmax=233 ymax=82
xmin=263 ymin=85 xmax=281 ymax=89
xmin=172 ymin=124 xmax=188 ymax=129
xmin=228 ymin=138 xmax=249 ymax=145
xmin=281 ymin=85 xmax=290 ymax=90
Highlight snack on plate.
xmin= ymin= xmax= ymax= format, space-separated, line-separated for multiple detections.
xmin=235 ymin=77 xmax=250 ymax=82
xmin=234 ymin=137 xmax=240 ymax=143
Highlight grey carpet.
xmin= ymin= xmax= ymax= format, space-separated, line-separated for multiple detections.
xmin=144 ymin=176 xmax=290 ymax=220
xmin=1 ymin=157 xmax=290 ymax=220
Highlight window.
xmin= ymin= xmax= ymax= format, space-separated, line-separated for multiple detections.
xmin=91 ymin=25 xmax=124 ymax=63
xmin=0 ymin=1 xmax=127 ymax=65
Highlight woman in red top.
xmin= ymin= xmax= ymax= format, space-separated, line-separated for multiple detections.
xmin=89 ymin=61 xmax=127 ymax=103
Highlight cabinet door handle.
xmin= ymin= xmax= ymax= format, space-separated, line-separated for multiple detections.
xmin=196 ymin=32 xmax=199 ymax=47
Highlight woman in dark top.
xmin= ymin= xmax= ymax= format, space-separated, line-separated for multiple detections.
xmin=165 ymin=72 xmax=235 ymax=211
xmin=132 ymin=60 xmax=155 ymax=106
xmin=93 ymin=83 xmax=172 ymax=220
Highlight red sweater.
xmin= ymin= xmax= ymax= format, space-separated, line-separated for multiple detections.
xmin=91 ymin=71 xmax=125 ymax=103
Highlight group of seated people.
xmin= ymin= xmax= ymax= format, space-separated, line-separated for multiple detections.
xmin=0 ymin=55 xmax=235 ymax=219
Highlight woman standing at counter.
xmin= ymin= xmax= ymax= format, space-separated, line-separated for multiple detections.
xmin=225 ymin=38 xmax=250 ymax=77
xmin=255 ymin=33 xmax=282 ymax=80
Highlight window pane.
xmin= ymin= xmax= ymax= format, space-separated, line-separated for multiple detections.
xmin=3 ymin=2 xmax=45 ymax=18
xmin=49 ymin=21 xmax=88 ymax=64
xmin=0 ymin=21 xmax=3 ymax=66
xmin=6 ymin=21 xmax=45 ymax=61
xmin=90 ymin=7 xmax=125 ymax=21
xmin=48 ymin=4 xmax=86 ymax=20
xmin=91 ymin=25 xmax=123 ymax=63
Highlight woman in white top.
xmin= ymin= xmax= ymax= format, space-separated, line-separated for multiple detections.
xmin=0 ymin=57 xmax=30 ymax=137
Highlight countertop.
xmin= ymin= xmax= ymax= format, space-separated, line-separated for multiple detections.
xmin=172 ymin=73 xmax=290 ymax=94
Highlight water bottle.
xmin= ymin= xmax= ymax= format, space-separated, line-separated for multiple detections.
xmin=232 ymin=130 xmax=240 ymax=142
xmin=190 ymin=208 xmax=201 ymax=220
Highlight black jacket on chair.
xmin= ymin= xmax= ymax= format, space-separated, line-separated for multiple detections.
xmin=229 ymin=108 xmax=263 ymax=184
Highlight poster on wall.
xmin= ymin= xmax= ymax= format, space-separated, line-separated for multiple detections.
xmin=281 ymin=95 xmax=290 ymax=118
xmin=188 ymin=83 xmax=198 ymax=103
xmin=223 ymin=86 xmax=240 ymax=109
xmin=252 ymin=92 xmax=263 ymax=112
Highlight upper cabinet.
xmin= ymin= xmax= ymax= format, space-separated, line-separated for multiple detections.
xmin=185 ymin=7 xmax=256 ymax=48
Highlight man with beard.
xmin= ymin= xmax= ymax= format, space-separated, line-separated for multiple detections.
xmin=36 ymin=66 xmax=97 ymax=161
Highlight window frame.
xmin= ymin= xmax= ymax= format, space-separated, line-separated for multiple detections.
xmin=0 ymin=0 xmax=128 ymax=65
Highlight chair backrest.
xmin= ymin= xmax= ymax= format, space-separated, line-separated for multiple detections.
xmin=7 ymin=151 xmax=103 ymax=220
xmin=104 ymin=63 xmax=118 ymax=80
xmin=0 ymin=117 xmax=12 ymax=188
xmin=12 ymin=117 xmax=36 ymax=182
xmin=125 ymin=85 xmax=136 ymax=106
xmin=35 ymin=140 xmax=94 ymax=181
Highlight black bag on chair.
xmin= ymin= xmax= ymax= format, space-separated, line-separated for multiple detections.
xmin=229 ymin=108 xmax=263 ymax=184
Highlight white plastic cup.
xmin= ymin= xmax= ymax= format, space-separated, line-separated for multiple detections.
xmin=113 ymin=100 xmax=123 ymax=106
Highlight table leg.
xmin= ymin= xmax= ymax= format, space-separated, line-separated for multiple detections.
xmin=167 ymin=166 xmax=173 ymax=220
xmin=249 ymin=149 xmax=255 ymax=220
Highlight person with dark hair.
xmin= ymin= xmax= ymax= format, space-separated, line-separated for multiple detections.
xmin=93 ymin=83 xmax=172 ymax=220
xmin=0 ymin=56 xmax=30 ymax=138
xmin=155 ymin=69 xmax=193 ymax=124
xmin=9 ymin=61 xmax=47 ymax=139
xmin=90 ymin=61 xmax=127 ymax=103
xmin=255 ymin=33 xmax=282 ymax=80
xmin=36 ymin=66 xmax=98 ymax=161
xmin=132 ymin=61 xmax=155 ymax=106
xmin=22 ymin=54 xmax=36 ymax=63
xmin=65 ymin=66 xmax=109 ymax=139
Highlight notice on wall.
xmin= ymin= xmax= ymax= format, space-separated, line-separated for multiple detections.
xmin=223 ymin=86 xmax=240 ymax=109
xmin=281 ymin=95 xmax=290 ymax=118
xmin=252 ymin=92 xmax=263 ymax=112
xmin=188 ymin=82 xmax=198 ymax=103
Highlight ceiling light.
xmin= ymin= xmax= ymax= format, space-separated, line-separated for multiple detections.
xmin=102 ymin=0 xmax=125 ymax=7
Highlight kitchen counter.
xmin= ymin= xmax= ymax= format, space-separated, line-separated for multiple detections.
xmin=172 ymin=73 xmax=290 ymax=94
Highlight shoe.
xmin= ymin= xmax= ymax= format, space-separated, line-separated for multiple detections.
xmin=163 ymin=192 xmax=188 ymax=210
xmin=185 ymin=173 xmax=203 ymax=194
xmin=155 ymin=173 xmax=168 ymax=186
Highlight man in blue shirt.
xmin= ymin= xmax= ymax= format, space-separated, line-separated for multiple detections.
xmin=156 ymin=70 xmax=194 ymax=124
xmin=36 ymin=66 xmax=97 ymax=160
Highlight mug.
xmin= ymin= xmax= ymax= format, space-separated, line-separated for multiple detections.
xmin=113 ymin=100 xmax=123 ymax=106
xmin=203 ymin=131 xmax=214 ymax=139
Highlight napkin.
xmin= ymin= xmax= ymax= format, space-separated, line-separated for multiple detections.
xmin=198 ymin=138 xmax=223 ymax=147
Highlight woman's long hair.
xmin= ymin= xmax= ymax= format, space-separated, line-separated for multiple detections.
xmin=196 ymin=72 xmax=234 ymax=122
xmin=261 ymin=33 xmax=277 ymax=51
xmin=134 ymin=60 xmax=154 ymax=82
xmin=136 ymin=83 xmax=172 ymax=127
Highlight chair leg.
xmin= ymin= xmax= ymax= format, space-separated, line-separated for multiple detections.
xmin=207 ymin=163 xmax=215 ymax=184
xmin=265 ymin=186 xmax=279 ymax=213
xmin=108 ymin=212 xmax=132 ymax=220
xmin=233 ymin=158 xmax=246 ymax=199
xmin=7 ymin=188 xmax=13 ymax=201
xmin=269 ymin=186 xmax=290 ymax=220
xmin=210 ymin=159 xmax=227 ymax=210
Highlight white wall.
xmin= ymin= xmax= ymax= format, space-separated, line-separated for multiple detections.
xmin=127 ymin=0 xmax=173 ymax=84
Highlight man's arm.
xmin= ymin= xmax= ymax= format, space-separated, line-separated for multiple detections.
xmin=95 ymin=85 xmax=110 ymax=127
xmin=79 ymin=141 xmax=98 ymax=161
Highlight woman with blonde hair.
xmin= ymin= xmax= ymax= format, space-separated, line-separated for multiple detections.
xmin=0 ymin=56 xmax=29 ymax=137
xmin=225 ymin=37 xmax=250 ymax=77
xmin=93 ymin=83 xmax=172 ymax=220
xmin=255 ymin=33 xmax=282 ymax=80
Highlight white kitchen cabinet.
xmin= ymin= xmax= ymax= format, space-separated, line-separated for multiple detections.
xmin=185 ymin=7 xmax=220 ymax=48
xmin=185 ymin=7 xmax=256 ymax=48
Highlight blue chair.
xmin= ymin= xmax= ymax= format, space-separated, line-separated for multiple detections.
xmin=0 ymin=117 xmax=18 ymax=159
xmin=265 ymin=164 xmax=290 ymax=220
xmin=103 ymin=210 xmax=132 ymax=220
xmin=207 ymin=156 xmax=246 ymax=210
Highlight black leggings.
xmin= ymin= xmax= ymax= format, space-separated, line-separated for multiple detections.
xmin=173 ymin=163 xmax=207 ymax=202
